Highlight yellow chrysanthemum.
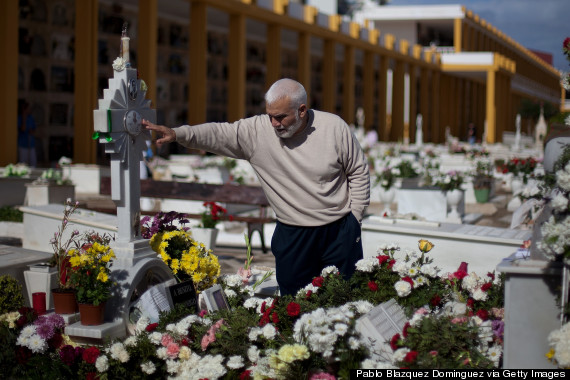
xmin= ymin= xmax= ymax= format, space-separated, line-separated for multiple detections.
xmin=97 ymin=270 xmax=108 ymax=283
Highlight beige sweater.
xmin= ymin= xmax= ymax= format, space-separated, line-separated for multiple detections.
xmin=174 ymin=109 xmax=370 ymax=226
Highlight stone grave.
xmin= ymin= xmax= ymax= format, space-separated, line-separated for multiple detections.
xmin=498 ymin=132 xmax=570 ymax=369
xmin=65 ymin=30 xmax=174 ymax=341
xmin=361 ymin=216 xmax=531 ymax=276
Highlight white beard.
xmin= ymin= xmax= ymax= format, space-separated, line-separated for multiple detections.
xmin=273 ymin=113 xmax=304 ymax=139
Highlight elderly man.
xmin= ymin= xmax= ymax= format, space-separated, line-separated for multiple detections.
xmin=143 ymin=78 xmax=370 ymax=296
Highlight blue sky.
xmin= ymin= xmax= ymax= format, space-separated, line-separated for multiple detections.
xmin=388 ymin=0 xmax=568 ymax=72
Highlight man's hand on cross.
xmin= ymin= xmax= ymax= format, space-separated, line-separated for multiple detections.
xmin=143 ymin=119 xmax=176 ymax=146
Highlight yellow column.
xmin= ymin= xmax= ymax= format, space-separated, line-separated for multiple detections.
xmin=486 ymin=69 xmax=496 ymax=143
xmin=363 ymin=50 xmax=375 ymax=131
xmin=454 ymin=18 xmax=462 ymax=53
xmin=297 ymin=32 xmax=311 ymax=102
xmin=189 ymin=1 xmax=208 ymax=124
xmin=322 ymin=39 xmax=336 ymax=113
xmin=391 ymin=59 xmax=405 ymax=142
xmin=265 ymin=23 xmax=282 ymax=90
xmin=138 ymin=0 xmax=158 ymax=107
xmin=228 ymin=13 xmax=246 ymax=121
xmin=0 ymin=0 xmax=18 ymax=166
xmin=342 ymin=44 xmax=355 ymax=124
xmin=73 ymin=0 xmax=98 ymax=164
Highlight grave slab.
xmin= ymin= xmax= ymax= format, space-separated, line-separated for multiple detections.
xmin=362 ymin=216 xmax=531 ymax=275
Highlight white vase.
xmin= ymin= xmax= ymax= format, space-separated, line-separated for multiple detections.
xmin=511 ymin=177 xmax=524 ymax=196
xmin=378 ymin=187 xmax=396 ymax=216
xmin=191 ymin=227 xmax=219 ymax=251
xmin=445 ymin=189 xmax=463 ymax=223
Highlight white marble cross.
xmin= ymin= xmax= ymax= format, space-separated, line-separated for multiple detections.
xmin=93 ymin=67 xmax=156 ymax=243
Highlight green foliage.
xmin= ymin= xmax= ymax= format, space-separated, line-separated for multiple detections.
xmin=0 ymin=275 xmax=25 ymax=313
xmin=518 ymin=99 xmax=558 ymax=121
xmin=0 ymin=206 xmax=23 ymax=222
xmin=393 ymin=315 xmax=495 ymax=369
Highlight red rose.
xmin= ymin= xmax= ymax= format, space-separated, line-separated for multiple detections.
xmin=404 ymin=351 xmax=418 ymax=363
xmin=239 ymin=370 xmax=253 ymax=380
xmin=286 ymin=302 xmax=301 ymax=317
xmin=476 ymin=309 xmax=489 ymax=320
xmin=388 ymin=259 xmax=396 ymax=269
xmin=82 ymin=346 xmax=101 ymax=365
xmin=305 ymin=290 xmax=313 ymax=299
xmin=367 ymin=281 xmax=378 ymax=292
xmin=481 ymin=282 xmax=493 ymax=292
xmin=271 ymin=312 xmax=279 ymax=324
xmin=487 ymin=272 xmax=495 ymax=280
xmin=86 ymin=372 xmax=97 ymax=380
xmin=453 ymin=270 xmax=468 ymax=280
xmin=145 ymin=323 xmax=159 ymax=332
xmin=466 ymin=298 xmax=475 ymax=308
xmin=377 ymin=255 xmax=390 ymax=265
xmin=430 ymin=295 xmax=442 ymax=307
xmin=312 ymin=276 xmax=324 ymax=287
xmin=402 ymin=276 xmax=414 ymax=288
xmin=260 ymin=301 xmax=267 ymax=313
xmin=390 ymin=333 xmax=400 ymax=351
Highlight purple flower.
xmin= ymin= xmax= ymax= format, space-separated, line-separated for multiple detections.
xmin=46 ymin=313 xmax=65 ymax=329
xmin=492 ymin=320 xmax=504 ymax=338
xmin=35 ymin=323 xmax=54 ymax=340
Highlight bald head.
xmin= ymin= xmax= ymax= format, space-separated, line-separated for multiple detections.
xmin=265 ymin=79 xmax=307 ymax=109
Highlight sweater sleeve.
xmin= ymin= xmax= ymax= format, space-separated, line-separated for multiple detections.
xmin=173 ymin=117 xmax=260 ymax=160
xmin=341 ymin=127 xmax=370 ymax=222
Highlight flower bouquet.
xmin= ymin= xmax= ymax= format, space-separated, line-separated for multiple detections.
xmin=431 ymin=170 xmax=465 ymax=192
xmin=67 ymin=232 xmax=116 ymax=307
xmin=199 ymin=201 xmax=228 ymax=229
xmin=146 ymin=212 xmax=221 ymax=292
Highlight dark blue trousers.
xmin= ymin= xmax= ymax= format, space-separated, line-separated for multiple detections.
xmin=270 ymin=212 xmax=363 ymax=296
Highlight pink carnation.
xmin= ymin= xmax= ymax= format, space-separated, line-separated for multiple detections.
xmin=161 ymin=333 xmax=174 ymax=347
xmin=309 ymin=372 xmax=336 ymax=380
xmin=166 ymin=342 xmax=180 ymax=358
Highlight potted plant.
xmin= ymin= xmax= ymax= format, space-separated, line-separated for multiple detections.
xmin=375 ymin=166 xmax=398 ymax=216
xmin=48 ymin=199 xmax=82 ymax=314
xmin=472 ymin=159 xmax=495 ymax=203
xmin=432 ymin=170 xmax=465 ymax=223
xmin=67 ymin=231 xmax=116 ymax=325
xmin=193 ymin=201 xmax=229 ymax=251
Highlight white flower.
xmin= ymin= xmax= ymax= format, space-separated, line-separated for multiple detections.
xmin=135 ymin=315 xmax=150 ymax=333
xmin=95 ymin=355 xmax=109 ymax=372
xmin=419 ymin=263 xmax=436 ymax=277
xmin=124 ymin=336 xmax=137 ymax=347
xmin=166 ymin=359 xmax=180 ymax=374
xmin=262 ymin=324 xmax=277 ymax=340
xmin=551 ymin=193 xmax=569 ymax=213
xmin=249 ymin=327 xmax=262 ymax=342
xmin=156 ymin=347 xmax=168 ymax=360
xmin=355 ymin=257 xmax=379 ymax=272
xmin=20 ymin=325 xmax=36 ymax=338
xmin=348 ymin=337 xmax=361 ymax=349
xmin=392 ymin=347 xmax=410 ymax=363
xmin=112 ymin=57 xmax=126 ymax=71
xmin=394 ymin=280 xmax=412 ymax=297
xmin=108 ymin=342 xmax=129 ymax=363
xmin=141 ymin=361 xmax=156 ymax=374
xmin=471 ymin=288 xmax=488 ymax=301
xmin=243 ymin=297 xmax=260 ymax=310
xmin=334 ymin=323 xmax=349 ymax=336
xmin=487 ymin=345 xmax=502 ymax=366
xmin=222 ymin=274 xmax=243 ymax=288
xmin=413 ymin=275 xmax=428 ymax=287
xmin=225 ymin=289 xmax=237 ymax=298
xmin=226 ymin=355 xmax=245 ymax=369
xmin=166 ymin=323 xmax=176 ymax=333
xmin=27 ymin=334 xmax=47 ymax=353
xmin=149 ymin=331 xmax=162 ymax=345
xmin=442 ymin=301 xmax=467 ymax=317
xmin=321 ymin=265 xmax=339 ymax=276
xmin=362 ymin=358 xmax=396 ymax=369
xmin=247 ymin=345 xmax=260 ymax=363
